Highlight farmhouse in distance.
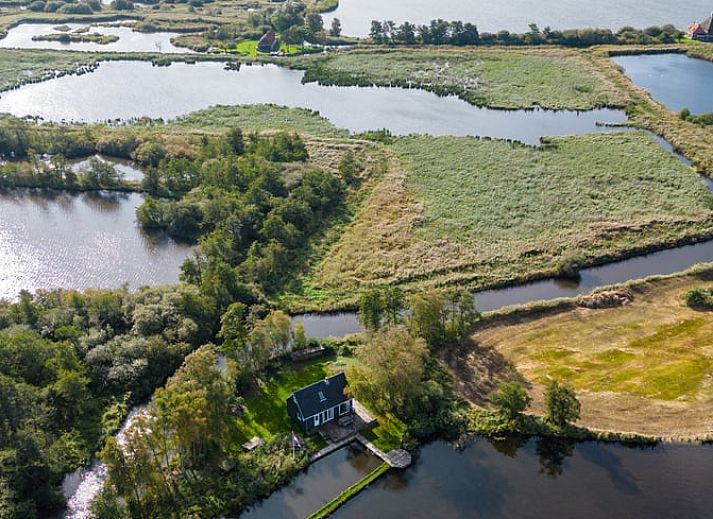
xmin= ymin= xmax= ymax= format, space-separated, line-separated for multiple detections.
xmin=287 ymin=372 xmax=353 ymax=433
xmin=686 ymin=13 xmax=713 ymax=41
xmin=257 ymin=29 xmax=280 ymax=52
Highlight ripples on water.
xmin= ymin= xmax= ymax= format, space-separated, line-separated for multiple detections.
xmin=0 ymin=190 xmax=191 ymax=300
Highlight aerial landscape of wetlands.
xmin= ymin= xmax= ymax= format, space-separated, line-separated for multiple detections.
xmin=3 ymin=0 xmax=713 ymax=517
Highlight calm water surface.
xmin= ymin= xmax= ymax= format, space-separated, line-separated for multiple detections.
xmin=0 ymin=22 xmax=191 ymax=53
xmin=240 ymin=443 xmax=381 ymax=519
xmin=0 ymin=189 xmax=191 ymax=300
xmin=0 ymin=61 xmax=626 ymax=144
xmin=613 ymin=53 xmax=713 ymax=114
xmin=323 ymin=0 xmax=713 ymax=36
xmin=332 ymin=439 xmax=713 ymax=519
xmin=69 ymin=154 xmax=145 ymax=181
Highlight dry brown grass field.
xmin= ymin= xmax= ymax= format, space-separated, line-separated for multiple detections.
xmin=444 ymin=267 xmax=713 ymax=440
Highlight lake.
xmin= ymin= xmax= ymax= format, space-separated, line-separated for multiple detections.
xmin=0 ymin=22 xmax=191 ymax=53
xmin=322 ymin=0 xmax=713 ymax=36
xmin=0 ymin=61 xmax=626 ymax=145
xmin=0 ymin=189 xmax=191 ymax=300
xmin=331 ymin=438 xmax=713 ymax=519
xmin=613 ymin=53 xmax=713 ymax=114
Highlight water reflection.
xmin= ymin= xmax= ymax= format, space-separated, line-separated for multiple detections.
xmin=0 ymin=189 xmax=192 ymax=299
xmin=332 ymin=439 xmax=713 ymax=519
xmin=535 ymin=437 xmax=574 ymax=478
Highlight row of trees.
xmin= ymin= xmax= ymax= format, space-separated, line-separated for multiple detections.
xmin=0 ymin=156 xmax=125 ymax=190
xmin=369 ymin=19 xmax=683 ymax=47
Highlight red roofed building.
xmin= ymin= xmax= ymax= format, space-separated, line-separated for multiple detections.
xmin=686 ymin=14 xmax=713 ymax=41
xmin=257 ymin=30 xmax=280 ymax=52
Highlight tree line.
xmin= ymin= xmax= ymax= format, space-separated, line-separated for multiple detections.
xmin=369 ymin=19 xmax=683 ymax=47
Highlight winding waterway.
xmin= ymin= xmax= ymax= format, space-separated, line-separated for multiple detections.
xmin=0 ymin=189 xmax=191 ymax=300
xmin=322 ymin=0 xmax=713 ymax=36
xmin=330 ymin=438 xmax=713 ymax=519
xmin=0 ymin=61 xmax=626 ymax=145
xmin=0 ymin=22 xmax=191 ymax=53
xmin=613 ymin=53 xmax=713 ymax=114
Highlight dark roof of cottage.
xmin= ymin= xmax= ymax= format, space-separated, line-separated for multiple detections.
xmin=289 ymin=372 xmax=349 ymax=418
xmin=701 ymin=14 xmax=713 ymax=34
xmin=258 ymin=30 xmax=277 ymax=48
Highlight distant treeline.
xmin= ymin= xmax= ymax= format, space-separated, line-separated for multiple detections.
xmin=368 ymin=19 xmax=683 ymax=47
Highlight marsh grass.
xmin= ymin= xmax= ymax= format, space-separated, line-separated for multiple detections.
xmin=295 ymin=47 xmax=631 ymax=110
xmin=304 ymin=132 xmax=713 ymax=310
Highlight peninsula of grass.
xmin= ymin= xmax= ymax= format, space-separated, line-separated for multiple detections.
xmin=232 ymin=38 xmax=302 ymax=58
xmin=173 ymin=104 xmax=348 ymax=138
xmin=305 ymin=131 xmax=713 ymax=308
xmin=308 ymin=462 xmax=390 ymax=519
xmin=294 ymin=47 xmax=631 ymax=110
xmin=449 ymin=265 xmax=713 ymax=440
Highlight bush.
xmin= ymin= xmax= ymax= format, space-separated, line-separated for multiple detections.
xmin=489 ymin=381 xmax=531 ymax=421
xmin=544 ymin=380 xmax=580 ymax=428
xmin=110 ymin=0 xmax=134 ymax=9
xmin=684 ymin=288 xmax=713 ymax=309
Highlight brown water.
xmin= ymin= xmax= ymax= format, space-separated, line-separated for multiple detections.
xmin=322 ymin=0 xmax=712 ymax=36
xmin=0 ymin=22 xmax=191 ymax=53
xmin=331 ymin=438 xmax=713 ymax=519
xmin=0 ymin=189 xmax=191 ymax=300
xmin=0 ymin=61 xmax=626 ymax=145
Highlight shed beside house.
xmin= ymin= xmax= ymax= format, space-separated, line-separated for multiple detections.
xmin=287 ymin=372 xmax=353 ymax=433
xmin=257 ymin=30 xmax=280 ymax=52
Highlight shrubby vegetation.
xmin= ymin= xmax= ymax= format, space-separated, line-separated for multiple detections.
xmin=368 ymin=19 xmax=683 ymax=47
xmin=684 ymin=287 xmax=713 ymax=309
xmin=0 ymin=284 xmax=217 ymax=517
xmin=679 ymin=107 xmax=713 ymax=128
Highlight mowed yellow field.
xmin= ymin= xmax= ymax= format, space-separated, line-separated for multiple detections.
xmin=446 ymin=268 xmax=713 ymax=439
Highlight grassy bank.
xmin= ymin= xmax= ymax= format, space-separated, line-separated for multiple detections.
xmin=172 ymin=104 xmax=348 ymax=138
xmin=448 ymin=265 xmax=713 ymax=440
xmin=292 ymin=46 xmax=631 ymax=110
xmin=296 ymin=131 xmax=713 ymax=310
xmin=308 ymin=462 xmax=390 ymax=519
xmin=0 ymin=48 xmax=243 ymax=93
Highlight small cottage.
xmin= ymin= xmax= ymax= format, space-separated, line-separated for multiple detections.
xmin=686 ymin=14 xmax=713 ymax=41
xmin=287 ymin=372 xmax=353 ymax=433
xmin=257 ymin=30 xmax=280 ymax=52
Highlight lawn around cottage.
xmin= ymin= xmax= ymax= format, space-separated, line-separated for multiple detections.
xmin=234 ymin=353 xmax=406 ymax=452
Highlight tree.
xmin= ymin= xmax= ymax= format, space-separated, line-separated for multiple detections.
xmin=306 ymin=13 xmax=324 ymax=36
xmin=292 ymin=321 xmax=307 ymax=350
xmin=329 ymin=17 xmax=342 ymax=37
xmin=544 ymin=380 xmax=581 ymax=427
xmin=357 ymin=289 xmax=384 ymax=331
xmin=346 ymin=326 xmax=427 ymax=412
xmin=489 ymin=381 xmax=531 ymax=421
xmin=226 ymin=127 xmax=244 ymax=156
xmin=408 ymin=290 xmax=447 ymax=347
